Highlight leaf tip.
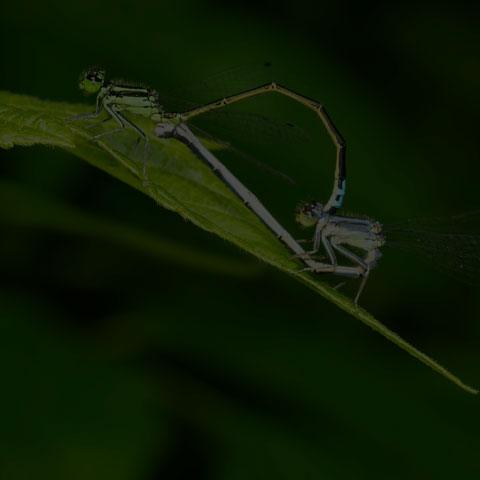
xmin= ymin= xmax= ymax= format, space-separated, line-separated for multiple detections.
xmin=463 ymin=385 xmax=479 ymax=395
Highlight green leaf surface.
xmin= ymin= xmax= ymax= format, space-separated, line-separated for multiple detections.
xmin=0 ymin=90 xmax=476 ymax=394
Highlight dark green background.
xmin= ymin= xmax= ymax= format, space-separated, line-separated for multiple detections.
xmin=1 ymin=1 xmax=479 ymax=478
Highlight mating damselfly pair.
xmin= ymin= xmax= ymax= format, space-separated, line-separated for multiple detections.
xmin=65 ymin=68 xmax=480 ymax=305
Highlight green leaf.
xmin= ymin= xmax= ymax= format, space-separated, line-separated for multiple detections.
xmin=0 ymin=93 xmax=75 ymax=149
xmin=0 ymin=90 xmax=476 ymax=394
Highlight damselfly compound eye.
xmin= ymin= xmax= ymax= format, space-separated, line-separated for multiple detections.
xmin=296 ymin=200 xmax=322 ymax=227
xmin=79 ymin=69 xmax=105 ymax=94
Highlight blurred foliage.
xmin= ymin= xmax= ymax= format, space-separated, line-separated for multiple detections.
xmin=0 ymin=0 xmax=479 ymax=478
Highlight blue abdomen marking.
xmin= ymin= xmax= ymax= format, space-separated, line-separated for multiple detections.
xmin=333 ymin=179 xmax=346 ymax=208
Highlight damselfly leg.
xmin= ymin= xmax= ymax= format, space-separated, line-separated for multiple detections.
xmin=64 ymin=69 xmax=159 ymax=190
xmin=155 ymin=122 xmax=363 ymax=278
xmin=296 ymin=200 xmax=384 ymax=305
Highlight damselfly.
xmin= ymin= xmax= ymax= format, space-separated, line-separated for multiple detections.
xmin=64 ymin=69 xmax=346 ymax=215
xmin=155 ymin=122 xmax=359 ymax=276
xmin=295 ymin=202 xmax=480 ymax=305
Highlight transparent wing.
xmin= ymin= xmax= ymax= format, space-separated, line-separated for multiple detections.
xmin=168 ymin=61 xmax=279 ymax=105
xmin=188 ymin=124 xmax=297 ymax=185
xmin=383 ymin=211 xmax=480 ymax=285
xmin=159 ymin=62 xmax=309 ymax=145
xmin=159 ymin=94 xmax=308 ymax=144
xmin=188 ymin=110 xmax=309 ymax=144
xmin=386 ymin=211 xmax=480 ymax=235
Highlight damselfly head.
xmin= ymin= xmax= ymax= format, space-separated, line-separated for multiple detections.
xmin=371 ymin=221 xmax=383 ymax=235
xmin=79 ymin=69 xmax=105 ymax=94
xmin=296 ymin=200 xmax=323 ymax=227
